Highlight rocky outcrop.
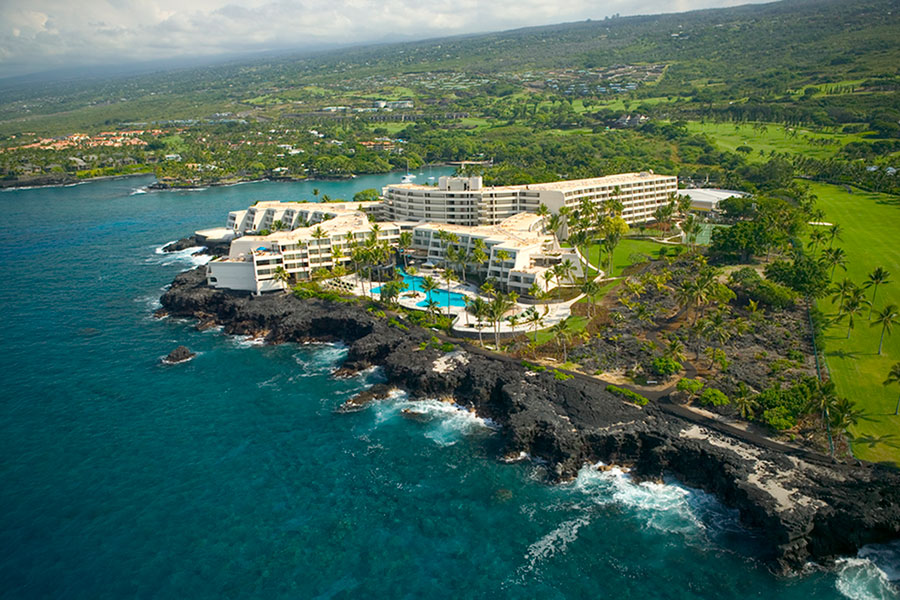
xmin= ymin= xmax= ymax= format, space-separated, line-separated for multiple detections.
xmin=162 ymin=345 xmax=196 ymax=364
xmin=162 ymin=235 xmax=230 ymax=257
xmin=159 ymin=266 xmax=900 ymax=574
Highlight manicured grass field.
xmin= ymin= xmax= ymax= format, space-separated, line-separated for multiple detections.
xmin=810 ymin=181 xmax=900 ymax=464
xmin=684 ymin=121 xmax=868 ymax=163
xmin=584 ymin=238 xmax=669 ymax=277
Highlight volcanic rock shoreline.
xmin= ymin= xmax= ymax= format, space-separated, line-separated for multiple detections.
xmin=159 ymin=266 xmax=900 ymax=575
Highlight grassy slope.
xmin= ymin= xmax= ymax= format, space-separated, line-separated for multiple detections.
xmin=810 ymin=181 xmax=900 ymax=464
xmin=685 ymin=121 xmax=869 ymax=163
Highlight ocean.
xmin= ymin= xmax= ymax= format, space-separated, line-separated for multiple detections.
xmin=1 ymin=173 xmax=897 ymax=599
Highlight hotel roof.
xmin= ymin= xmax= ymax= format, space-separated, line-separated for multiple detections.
xmin=386 ymin=172 xmax=675 ymax=193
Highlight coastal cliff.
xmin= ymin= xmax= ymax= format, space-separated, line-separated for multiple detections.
xmin=160 ymin=266 xmax=900 ymax=574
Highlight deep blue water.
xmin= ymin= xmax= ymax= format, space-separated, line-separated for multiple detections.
xmin=1 ymin=174 xmax=897 ymax=599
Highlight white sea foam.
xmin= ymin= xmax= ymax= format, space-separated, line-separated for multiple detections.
xmin=292 ymin=343 xmax=348 ymax=377
xmin=572 ymin=464 xmax=713 ymax=536
xmin=835 ymin=541 xmax=900 ymax=600
xmin=369 ymin=397 xmax=494 ymax=444
xmin=130 ymin=188 xmax=147 ymax=195
xmin=148 ymin=244 xmax=211 ymax=269
xmin=232 ymin=335 xmax=266 ymax=348
xmin=520 ymin=516 xmax=591 ymax=576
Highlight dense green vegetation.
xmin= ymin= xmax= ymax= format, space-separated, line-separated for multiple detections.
xmin=0 ymin=0 xmax=896 ymax=193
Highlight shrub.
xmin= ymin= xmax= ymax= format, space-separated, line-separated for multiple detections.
xmin=676 ymin=378 xmax=704 ymax=396
xmin=553 ymin=370 xmax=574 ymax=381
xmin=699 ymin=387 xmax=729 ymax=406
xmin=762 ymin=405 xmax=796 ymax=431
xmin=388 ymin=318 xmax=409 ymax=331
xmin=606 ymin=384 xmax=650 ymax=406
xmin=521 ymin=361 xmax=547 ymax=372
xmin=650 ymin=356 xmax=682 ymax=378
xmin=787 ymin=349 xmax=804 ymax=362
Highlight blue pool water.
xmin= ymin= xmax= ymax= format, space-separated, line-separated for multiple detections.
xmin=0 ymin=174 xmax=897 ymax=599
xmin=373 ymin=268 xmax=469 ymax=308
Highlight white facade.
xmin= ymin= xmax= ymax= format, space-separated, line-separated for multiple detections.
xmin=207 ymin=210 xmax=400 ymax=293
xmin=381 ymin=172 xmax=678 ymax=227
xmin=410 ymin=213 xmax=582 ymax=295
xmin=224 ymin=200 xmax=381 ymax=235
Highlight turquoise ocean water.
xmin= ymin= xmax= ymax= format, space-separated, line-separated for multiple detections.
xmin=1 ymin=173 xmax=898 ymax=599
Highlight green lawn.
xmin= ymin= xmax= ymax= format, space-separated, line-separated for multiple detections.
xmin=809 ymin=181 xmax=900 ymax=464
xmin=533 ymin=315 xmax=589 ymax=346
xmin=684 ymin=121 xmax=868 ymax=163
xmin=583 ymin=238 xmax=669 ymax=277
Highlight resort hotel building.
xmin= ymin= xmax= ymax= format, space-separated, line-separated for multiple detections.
xmin=379 ymin=172 xmax=678 ymax=227
xmin=207 ymin=209 xmax=399 ymax=294
xmin=203 ymin=171 xmax=676 ymax=295
xmin=408 ymin=213 xmax=582 ymax=296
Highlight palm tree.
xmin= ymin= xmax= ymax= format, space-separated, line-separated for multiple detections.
xmin=828 ymin=223 xmax=843 ymax=247
xmin=809 ymin=380 xmax=839 ymax=456
xmin=421 ymin=275 xmax=440 ymax=307
xmin=871 ymin=304 xmax=899 ymax=355
xmin=807 ymin=229 xmax=827 ymax=254
xmin=488 ymin=292 xmax=517 ymax=350
xmin=312 ymin=187 xmax=320 ymax=199
xmin=494 ymin=249 xmax=511 ymax=290
xmin=398 ymin=231 xmax=413 ymax=269
xmin=732 ymin=383 xmax=757 ymax=420
xmin=424 ymin=299 xmax=440 ymax=318
xmin=865 ymin=267 xmax=891 ymax=316
xmin=549 ymin=317 xmax=572 ymax=363
xmin=841 ymin=291 xmax=870 ymax=339
xmin=580 ymin=280 xmax=601 ymax=319
xmin=524 ymin=306 xmax=544 ymax=344
xmin=558 ymin=258 xmax=576 ymax=286
xmin=884 ymin=362 xmax=900 ymax=415
xmin=507 ymin=313 xmax=521 ymax=337
xmin=663 ymin=338 xmax=687 ymax=364
xmin=820 ymin=246 xmax=847 ymax=280
xmin=468 ymin=296 xmax=491 ymax=346
xmin=272 ymin=265 xmax=290 ymax=292
xmin=830 ymin=279 xmax=857 ymax=317
xmin=830 ymin=396 xmax=862 ymax=438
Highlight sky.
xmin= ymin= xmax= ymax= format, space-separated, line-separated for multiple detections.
xmin=0 ymin=0 xmax=773 ymax=78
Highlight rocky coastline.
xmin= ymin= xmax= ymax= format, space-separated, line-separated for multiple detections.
xmin=159 ymin=266 xmax=900 ymax=575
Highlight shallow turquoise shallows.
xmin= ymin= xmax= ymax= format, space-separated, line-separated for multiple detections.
xmin=373 ymin=268 xmax=468 ymax=308
xmin=1 ymin=173 xmax=897 ymax=599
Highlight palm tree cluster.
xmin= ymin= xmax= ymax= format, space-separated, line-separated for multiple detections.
xmin=555 ymin=193 xmax=631 ymax=280
xmin=465 ymin=288 xmax=519 ymax=350
xmin=828 ymin=268 xmax=895 ymax=350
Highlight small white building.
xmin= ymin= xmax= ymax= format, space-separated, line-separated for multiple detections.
xmin=680 ymin=188 xmax=747 ymax=213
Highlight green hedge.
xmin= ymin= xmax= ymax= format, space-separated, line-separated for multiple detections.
xmin=606 ymin=385 xmax=650 ymax=406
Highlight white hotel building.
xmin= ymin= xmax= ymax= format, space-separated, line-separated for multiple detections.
xmin=207 ymin=210 xmax=400 ymax=294
xmin=380 ymin=172 xmax=678 ymax=227
xmin=409 ymin=213 xmax=581 ymax=296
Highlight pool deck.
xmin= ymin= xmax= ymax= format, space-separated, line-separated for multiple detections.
xmin=327 ymin=268 xmax=577 ymax=337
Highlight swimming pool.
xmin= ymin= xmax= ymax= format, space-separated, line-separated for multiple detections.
xmin=372 ymin=269 xmax=468 ymax=309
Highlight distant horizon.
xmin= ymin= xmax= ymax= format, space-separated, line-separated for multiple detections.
xmin=0 ymin=0 xmax=775 ymax=80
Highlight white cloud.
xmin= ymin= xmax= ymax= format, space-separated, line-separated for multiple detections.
xmin=0 ymin=0 xmax=770 ymax=77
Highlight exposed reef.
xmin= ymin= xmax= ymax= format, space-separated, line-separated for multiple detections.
xmin=162 ymin=345 xmax=196 ymax=364
xmin=159 ymin=266 xmax=900 ymax=574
